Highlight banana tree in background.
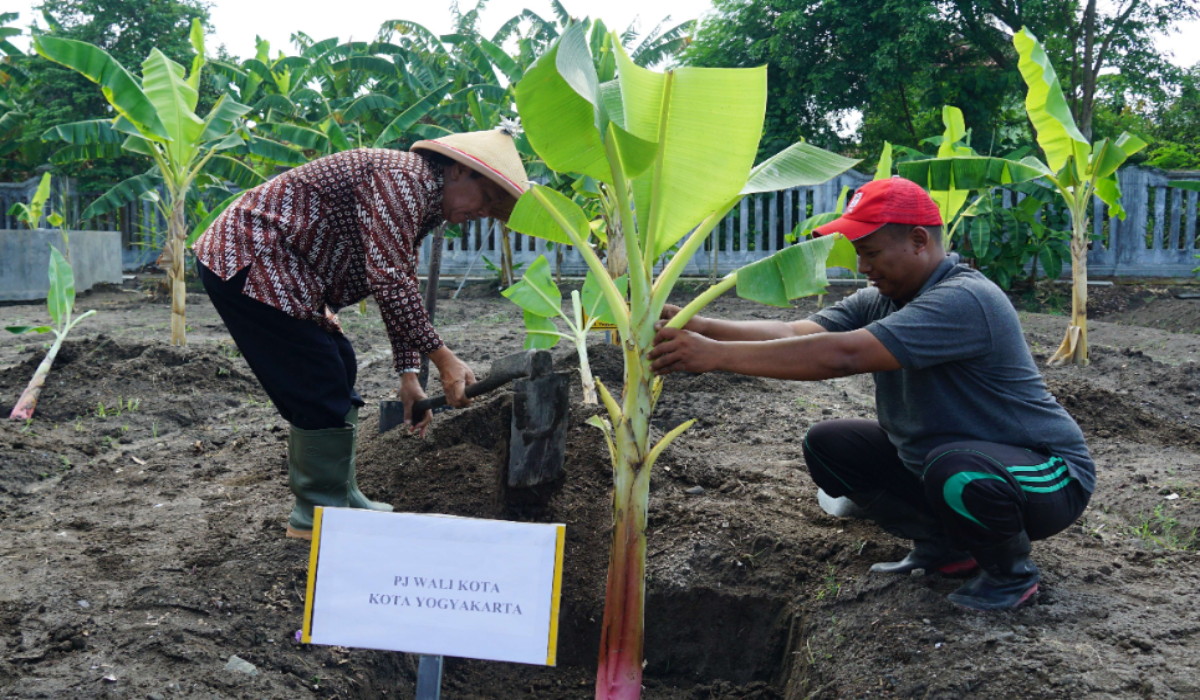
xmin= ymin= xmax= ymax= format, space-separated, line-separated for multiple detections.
xmin=1012 ymin=27 xmax=1146 ymax=365
xmin=34 ymin=18 xmax=262 ymax=345
xmin=903 ymin=28 xmax=1146 ymax=366
xmin=1 ymin=11 xmax=34 ymax=176
xmin=508 ymin=22 xmax=856 ymax=698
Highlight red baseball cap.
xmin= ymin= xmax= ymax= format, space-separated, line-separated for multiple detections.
xmin=814 ymin=177 xmax=943 ymax=241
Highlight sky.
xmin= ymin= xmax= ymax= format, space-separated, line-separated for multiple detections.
xmin=5 ymin=0 xmax=1199 ymax=67
xmin=6 ymin=0 xmax=715 ymax=57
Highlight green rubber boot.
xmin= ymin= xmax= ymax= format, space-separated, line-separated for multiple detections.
xmin=285 ymin=423 xmax=352 ymax=539
xmin=285 ymin=408 xmax=391 ymax=540
xmin=343 ymin=407 xmax=393 ymax=513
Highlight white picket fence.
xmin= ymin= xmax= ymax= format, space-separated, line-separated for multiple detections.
xmin=427 ymin=166 xmax=1199 ymax=280
xmin=4 ymin=166 xmax=1198 ymax=279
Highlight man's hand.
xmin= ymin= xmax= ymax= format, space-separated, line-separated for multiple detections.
xmin=430 ymin=346 xmax=477 ymax=408
xmin=399 ymin=372 xmax=432 ymax=437
xmin=659 ymin=304 xmax=709 ymax=335
xmin=650 ymin=326 xmax=722 ymax=375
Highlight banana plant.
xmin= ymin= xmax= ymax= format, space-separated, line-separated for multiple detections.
xmin=902 ymin=29 xmax=1146 ymax=366
xmin=1 ymin=11 xmax=34 ymax=175
xmin=1013 ymin=26 xmax=1149 ymax=365
xmin=501 ymin=257 xmax=628 ymax=403
xmin=7 ymin=245 xmax=96 ymax=420
xmin=7 ymin=172 xmax=53 ymax=229
xmin=508 ymin=22 xmax=857 ymax=699
xmin=898 ymin=106 xmax=1046 ymax=248
xmin=34 ymin=18 xmax=262 ymax=346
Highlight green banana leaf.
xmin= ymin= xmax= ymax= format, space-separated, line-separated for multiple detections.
xmin=142 ymin=48 xmax=205 ymax=164
xmin=613 ymin=39 xmax=767 ymax=256
xmin=1013 ymin=27 xmax=1090 ymax=178
xmin=50 ymin=143 xmax=126 ymax=164
xmin=478 ymin=36 xmax=523 ymax=84
xmin=187 ymin=17 xmax=205 ymax=91
xmin=874 ymin=142 xmax=893 ymax=180
xmin=508 ymin=184 xmax=587 ymax=246
xmin=741 ymin=141 xmax=860 ymax=195
xmin=324 ymin=119 xmax=352 ymax=152
xmin=205 ymin=155 xmax=266 ymax=189
xmin=342 ymin=93 xmax=403 ymax=121
xmin=47 ymin=245 xmax=75 ymax=328
xmin=929 ymin=106 xmax=972 ymax=224
xmin=253 ymin=94 xmax=297 ymax=116
xmin=736 ymin=234 xmax=839 ymax=307
xmin=266 ymin=123 xmax=330 ymax=151
xmin=1090 ymin=133 xmax=1148 ymax=180
xmin=33 ymin=34 xmax=170 ymax=141
xmin=200 ymin=94 xmax=251 ymax=143
xmin=514 ymin=22 xmax=611 ymax=183
xmin=244 ymin=136 xmax=307 ymax=166
xmin=898 ymin=156 xmax=1046 ymax=191
xmin=581 ymin=271 xmax=629 ymax=326
xmin=187 ymin=191 xmax=244 ymax=246
xmin=80 ymin=170 xmax=163 ymax=220
xmin=41 ymin=118 xmax=124 ymax=145
xmin=1170 ymin=180 xmax=1200 ymax=192
xmin=501 ymin=255 xmax=562 ymax=318
xmin=520 ymin=311 xmax=560 ymax=349
xmin=120 ymin=133 xmax=156 ymax=157
xmin=372 ymin=80 xmax=453 ymax=147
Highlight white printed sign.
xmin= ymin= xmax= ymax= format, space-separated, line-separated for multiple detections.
xmin=301 ymin=508 xmax=565 ymax=666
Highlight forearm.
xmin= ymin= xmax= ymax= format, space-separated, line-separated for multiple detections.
xmin=694 ymin=316 xmax=826 ymax=342
xmin=710 ymin=335 xmax=856 ymax=381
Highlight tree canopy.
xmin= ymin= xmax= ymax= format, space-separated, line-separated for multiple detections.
xmin=684 ymin=0 xmax=1198 ymax=161
xmin=7 ymin=0 xmax=212 ymax=185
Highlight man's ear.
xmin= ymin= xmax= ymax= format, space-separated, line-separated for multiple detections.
xmin=445 ymin=162 xmax=470 ymax=182
xmin=909 ymin=225 xmax=933 ymax=252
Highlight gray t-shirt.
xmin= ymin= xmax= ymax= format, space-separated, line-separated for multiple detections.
xmin=809 ymin=254 xmax=1095 ymax=493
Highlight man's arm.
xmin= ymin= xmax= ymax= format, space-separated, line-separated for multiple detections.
xmin=650 ymin=326 xmax=900 ymax=381
xmin=663 ymin=304 xmax=827 ymax=341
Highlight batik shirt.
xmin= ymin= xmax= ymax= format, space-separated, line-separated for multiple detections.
xmin=194 ymin=149 xmax=445 ymax=372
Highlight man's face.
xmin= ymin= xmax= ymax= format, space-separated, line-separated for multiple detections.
xmin=851 ymin=226 xmax=929 ymax=302
xmin=442 ymin=164 xmax=511 ymax=224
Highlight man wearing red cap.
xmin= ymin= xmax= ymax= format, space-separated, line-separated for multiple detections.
xmin=650 ymin=177 xmax=1094 ymax=611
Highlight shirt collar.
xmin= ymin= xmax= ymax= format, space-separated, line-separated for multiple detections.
xmin=419 ymin=159 xmax=446 ymax=235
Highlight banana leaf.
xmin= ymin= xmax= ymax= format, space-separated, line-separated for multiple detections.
xmin=1013 ymin=28 xmax=1090 ymax=178
xmin=142 ymin=49 xmax=205 ymax=163
xmin=80 ymin=170 xmax=163 ymax=220
xmin=735 ymin=234 xmax=839 ymax=307
xmin=372 ymin=80 xmax=454 ymax=147
xmin=898 ymin=156 xmax=1045 ymax=191
xmin=33 ymin=34 xmax=169 ymax=141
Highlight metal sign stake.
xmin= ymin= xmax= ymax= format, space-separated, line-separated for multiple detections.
xmin=415 ymin=654 xmax=444 ymax=699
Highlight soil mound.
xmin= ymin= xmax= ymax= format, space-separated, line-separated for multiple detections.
xmin=2 ymin=285 xmax=1199 ymax=698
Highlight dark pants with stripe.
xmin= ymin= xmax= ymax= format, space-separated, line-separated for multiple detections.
xmin=803 ymin=419 xmax=1090 ymax=549
xmin=198 ymin=261 xmax=363 ymax=430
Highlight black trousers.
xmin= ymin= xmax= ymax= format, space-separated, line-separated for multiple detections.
xmin=198 ymin=261 xmax=362 ymax=430
xmin=802 ymin=418 xmax=1090 ymax=549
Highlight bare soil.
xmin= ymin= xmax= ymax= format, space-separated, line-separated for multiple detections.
xmin=2 ymin=277 xmax=1198 ymax=699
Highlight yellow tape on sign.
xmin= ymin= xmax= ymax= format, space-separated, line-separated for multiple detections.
xmin=300 ymin=507 xmax=325 ymax=643
xmin=581 ymin=311 xmax=620 ymax=344
xmin=546 ymin=523 xmax=566 ymax=665
xmin=580 ymin=311 xmax=618 ymax=332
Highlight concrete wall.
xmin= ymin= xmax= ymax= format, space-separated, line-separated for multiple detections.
xmin=0 ymin=229 xmax=123 ymax=302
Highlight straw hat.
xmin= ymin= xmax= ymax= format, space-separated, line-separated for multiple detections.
xmin=411 ymin=126 xmax=529 ymax=201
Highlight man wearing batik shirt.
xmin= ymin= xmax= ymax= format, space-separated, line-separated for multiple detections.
xmin=194 ymin=127 xmax=528 ymax=539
